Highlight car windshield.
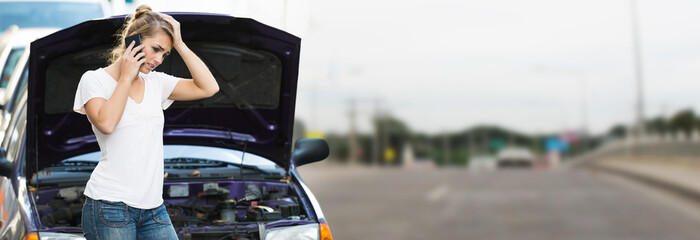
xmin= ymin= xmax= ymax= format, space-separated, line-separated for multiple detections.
xmin=5 ymin=66 xmax=27 ymax=113
xmin=33 ymin=145 xmax=286 ymax=186
xmin=0 ymin=1 xmax=104 ymax=31
xmin=1 ymin=48 xmax=24 ymax=88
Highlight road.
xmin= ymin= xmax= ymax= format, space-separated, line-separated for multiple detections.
xmin=297 ymin=164 xmax=700 ymax=240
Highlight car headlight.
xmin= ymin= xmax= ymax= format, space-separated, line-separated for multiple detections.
xmin=264 ymin=223 xmax=319 ymax=240
xmin=37 ymin=232 xmax=86 ymax=240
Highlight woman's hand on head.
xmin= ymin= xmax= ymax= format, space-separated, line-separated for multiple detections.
xmin=119 ymin=40 xmax=146 ymax=83
xmin=160 ymin=13 xmax=183 ymax=48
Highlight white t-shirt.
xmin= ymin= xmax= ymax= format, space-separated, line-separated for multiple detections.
xmin=73 ymin=68 xmax=180 ymax=209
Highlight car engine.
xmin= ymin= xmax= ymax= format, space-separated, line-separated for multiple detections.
xmin=33 ymin=181 xmax=308 ymax=240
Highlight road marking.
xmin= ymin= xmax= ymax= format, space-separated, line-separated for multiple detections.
xmin=426 ymin=184 xmax=449 ymax=202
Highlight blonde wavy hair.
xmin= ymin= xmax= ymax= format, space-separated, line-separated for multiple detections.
xmin=107 ymin=4 xmax=174 ymax=64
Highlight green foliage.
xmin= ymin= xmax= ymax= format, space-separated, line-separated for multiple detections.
xmin=452 ymin=147 xmax=470 ymax=166
xmin=645 ymin=116 xmax=668 ymax=134
xmin=430 ymin=148 xmax=447 ymax=166
xmin=608 ymin=109 xmax=700 ymax=138
xmin=608 ymin=124 xmax=627 ymax=138
xmin=323 ymin=134 xmax=349 ymax=161
xmin=668 ymin=109 xmax=696 ymax=134
xmin=411 ymin=133 xmax=432 ymax=159
xmin=373 ymin=115 xmax=411 ymax=166
xmin=430 ymin=146 xmax=469 ymax=167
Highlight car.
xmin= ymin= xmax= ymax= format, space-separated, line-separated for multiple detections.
xmin=496 ymin=147 xmax=535 ymax=168
xmin=0 ymin=28 xmax=57 ymax=142
xmin=0 ymin=28 xmax=58 ymax=103
xmin=0 ymin=71 xmax=27 ymax=238
xmin=0 ymin=0 xmax=111 ymax=32
xmin=0 ymin=13 xmax=333 ymax=240
xmin=0 ymin=26 xmax=19 ymax=58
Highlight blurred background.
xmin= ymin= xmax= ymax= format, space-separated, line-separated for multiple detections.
xmin=5 ymin=0 xmax=700 ymax=239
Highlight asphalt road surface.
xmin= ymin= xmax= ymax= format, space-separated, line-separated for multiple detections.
xmin=297 ymin=164 xmax=700 ymax=240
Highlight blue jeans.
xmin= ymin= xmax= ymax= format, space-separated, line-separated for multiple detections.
xmin=82 ymin=197 xmax=178 ymax=240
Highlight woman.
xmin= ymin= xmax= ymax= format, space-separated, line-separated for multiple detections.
xmin=73 ymin=5 xmax=219 ymax=239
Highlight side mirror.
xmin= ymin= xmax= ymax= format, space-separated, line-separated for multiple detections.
xmin=291 ymin=138 xmax=329 ymax=167
xmin=0 ymin=148 xmax=12 ymax=178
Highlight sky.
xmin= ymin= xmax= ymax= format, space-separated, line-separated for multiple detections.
xmin=131 ymin=0 xmax=700 ymax=135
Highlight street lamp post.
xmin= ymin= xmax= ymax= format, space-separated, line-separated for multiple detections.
xmin=630 ymin=0 xmax=646 ymax=140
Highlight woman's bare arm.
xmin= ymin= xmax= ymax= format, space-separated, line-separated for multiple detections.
xmin=84 ymin=42 xmax=145 ymax=134
xmin=160 ymin=14 xmax=219 ymax=101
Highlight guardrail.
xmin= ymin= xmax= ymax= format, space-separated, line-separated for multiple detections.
xmin=571 ymin=134 xmax=700 ymax=167
xmin=569 ymin=134 xmax=700 ymax=203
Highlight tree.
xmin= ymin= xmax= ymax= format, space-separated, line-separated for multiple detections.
xmin=608 ymin=124 xmax=627 ymax=138
xmin=668 ymin=109 xmax=696 ymax=135
xmin=645 ymin=116 xmax=668 ymax=134
xmin=373 ymin=115 xmax=411 ymax=165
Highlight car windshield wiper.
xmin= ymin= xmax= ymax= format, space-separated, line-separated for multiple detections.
xmin=41 ymin=159 xmax=98 ymax=173
xmin=29 ymin=160 xmax=98 ymax=187
xmin=164 ymin=157 xmax=233 ymax=169
xmin=164 ymin=158 xmax=283 ymax=180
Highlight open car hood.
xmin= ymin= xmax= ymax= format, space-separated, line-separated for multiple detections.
xmin=27 ymin=13 xmax=301 ymax=174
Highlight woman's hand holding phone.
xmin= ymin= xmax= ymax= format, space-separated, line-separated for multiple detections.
xmin=119 ymin=40 xmax=146 ymax=84
xmin=124 ymin=34 xmax=144 ymax=58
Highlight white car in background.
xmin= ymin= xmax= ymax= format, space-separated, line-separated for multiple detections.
xmin=0 ymin=0 xmax=110 ymax=32
xmin=0 ymin=28 xmax=58 ymax=143
xmin=0 ymin=28 xmax=58 ymax=105
xmin=496 ymin=147 xmax=535 ymax=168
xmin=0 ymin=0 xmax=111 ymax=105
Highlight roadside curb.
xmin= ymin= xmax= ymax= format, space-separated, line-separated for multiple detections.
xmin=592 ymin=162 xmax=700 ymax=204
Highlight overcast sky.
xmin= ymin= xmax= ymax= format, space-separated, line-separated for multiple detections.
xmin=142 ymin=0 xmax=700 ymax=135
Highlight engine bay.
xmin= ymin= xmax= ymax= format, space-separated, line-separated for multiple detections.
xmin=32 ymin=180 xmax=313 ymax=239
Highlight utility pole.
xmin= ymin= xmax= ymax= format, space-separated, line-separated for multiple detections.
xmin=348 ymin=98 xmax=358 ymax=164
xmin=467 ymin=129 xmax=475 ymax=167
xmin=372 ymin=98 xmax=382 ymax=165
xmin=579 ymin=76 xmax=588 ymax=135
xmin=483 ymin=130 xmax=490 ymax=155
xmin=468 ymin=130 xmax=475 ymax=157
xmin=443 ymin=133 xmax=450 ymax=165
xmin=630 ymin=0 xmax=646 ymax=140
xmin=382 ymin=116 xmax=390 ymax=165
xmin=579 ymin=75 xmax=589 ymax=152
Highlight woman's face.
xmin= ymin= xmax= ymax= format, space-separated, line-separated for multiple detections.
xmin=138 ymin=32 xmax=173 ymax=74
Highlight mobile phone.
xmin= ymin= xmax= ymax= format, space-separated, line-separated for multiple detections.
xmin=124 ymin=34 xmax=143 ymax=58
